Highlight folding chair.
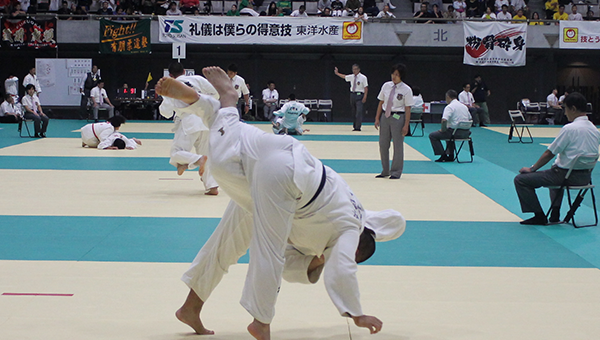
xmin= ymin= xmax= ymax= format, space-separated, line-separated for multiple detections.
xmin=303 ymin=99 xmax=318 ymax=121
xmin=317 ymin=99 xmax=333 ymax=122
xmin=545 ymin=154 xmax=598 ymax=228
xmin=408 ymin=106 xmax=424 ymax=137
xmin=508 ymin=110 xmax=533 ymax=144
xmin=520 ymin=101 xmax=541 ymax=124
xmin=444 ymin=120 xmax=474 ymax=163
xmin=19 ymin=117 xmax=34 ymax=138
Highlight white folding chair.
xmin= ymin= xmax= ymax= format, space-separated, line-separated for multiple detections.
xmin=317 ymin=99 xmax=332 ymax=122
xmin=508 ymin=110 xmax=533 ymax=144
xmin=279 ymin=99 xmax=289 ymax=108
xmin=545 ymin=154 xmax=598 ymax=228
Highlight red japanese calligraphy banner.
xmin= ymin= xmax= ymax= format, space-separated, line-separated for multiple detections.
xmin=463 ymin=22 xmax=526 ymax=67
xmin=1 ymin=17 xmax=57 ymax=49
xmin=560 ymin=21 xmax=600 ymax=49
xmin=159 ymin=16 xmax=363 ymax=45
xmin=100 ymin=19 xmax=151 ymax=54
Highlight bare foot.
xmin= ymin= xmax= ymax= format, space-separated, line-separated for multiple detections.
xmin=177 ymin=164 xmax=188 ymax=176
xmin=156 ymin=77 xmax=199 ymax=104
xmin=202 ymin=67 xmax=238 ymax=108
xmin=205 ymin=187 xmax=218 ymax=196
xmin=196 ymin=155 xmax=207 ymax=176
xmin=175 ymin=290 xmax=214 ymax=335
xmin=175 ymin=308 xmax=214 ymax=335
xmin=247 ymin=319 xmax=270 ymax=340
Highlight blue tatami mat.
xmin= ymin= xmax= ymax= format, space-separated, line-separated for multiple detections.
xmin=0 ymin=216 xmax=593 ymax=268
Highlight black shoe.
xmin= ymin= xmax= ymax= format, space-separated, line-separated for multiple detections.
xmin=472 ymin=124 xmax=477 ymax=127
xmin=549 ymin=208 xmax=561 ymax=223
xmin=480 ymin=124 xmax=487 ymax=127
xmin=435 ymin=155 xmax=450 ymax=162
xmin=520 ymin=214 xmax=548 ymax=225
xmin=33 ymin=134 xmax=42 ymax=138
xmin=389 ymin=175 xmax=400 ymax=179
xmin=352 ymin=128 xmax=361 ymax=131
xmin=40 ymin=133 xmax=46 ymax=138
xmin=375 ymin=174 xmax=388 ymax=178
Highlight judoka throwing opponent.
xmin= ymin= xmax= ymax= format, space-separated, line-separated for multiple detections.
xmin=159 ymin=62 xmax=219 ymax=195
xmin=155 ymin=67 xmax=406 ymax=340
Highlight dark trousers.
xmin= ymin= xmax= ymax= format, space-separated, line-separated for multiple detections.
xmin=0 ymin=115 xmax=20 ymax=123
xmin=473 ymin=102 xmax=490 ymax=125
xmin=429 ymin=128 xmax=471 ymax=156
xmin=237 ymin=98 xmax=245 ymax=119
xmin=24 ymin=112 xmax=49 ymax=135
xmin=80 ymin=89 xmax=91 ymax=118
xmin=468 ymin=107 xmax=485 ymax=126
xmin=514 ymin=166 xmax=592 ymax=213
xmin=350 ymin=92 xmax=364 ymax=130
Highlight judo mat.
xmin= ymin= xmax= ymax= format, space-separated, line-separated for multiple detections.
xmin=1 ymin=121 xmax=600 ymax=340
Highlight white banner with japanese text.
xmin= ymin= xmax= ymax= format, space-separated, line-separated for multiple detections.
xmin=158 ymin=16 xmax=363 ymax=45
xmin=560 ymin=21 xmax=600 ymax=49
xmin=463 ymin=22 xmax=527 ymax=67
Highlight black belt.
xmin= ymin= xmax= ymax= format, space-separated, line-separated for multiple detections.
xmin=391 ymin=111 xmax=405 ymax=114
xmin=351 ymin=92 xmax=363 ymax=94
xmin=301 ymin=165 xmax=326 ymax=209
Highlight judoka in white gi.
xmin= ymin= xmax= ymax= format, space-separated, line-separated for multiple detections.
xmin=80 ymin=115 xmax=127 ymax=148
xmin=272 ymin=93 xmax=310 ymax=135
xmin=155 ymin=67 xmax=406 ymax=340
xmin=97 ymin=131 xmax=141 ymax=150
xmin=159 ymin=62 xmax=219 ymax=195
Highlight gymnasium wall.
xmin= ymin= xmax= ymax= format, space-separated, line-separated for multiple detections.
xmin=1 ymin=45 xmax=597 ymax=123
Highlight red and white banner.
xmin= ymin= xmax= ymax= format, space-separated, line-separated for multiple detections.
xmin=463 ymin=22 xmax=526 ymax=67
xmin=159 ymin=16 xmax=363 ymax=45
xmin=560 ymin=21 xmax=600 ymax=49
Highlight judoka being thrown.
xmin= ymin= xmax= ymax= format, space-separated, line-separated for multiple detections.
xmin=155 ymin=67 xmax=406 ymax=340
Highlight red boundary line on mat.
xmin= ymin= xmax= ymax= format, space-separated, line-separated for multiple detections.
xmin=2 ymin=293 xmax=74 ymax=297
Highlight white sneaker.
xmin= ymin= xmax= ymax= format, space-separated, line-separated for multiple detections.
xmin=387 ymin=1 xmax=396 ymax=9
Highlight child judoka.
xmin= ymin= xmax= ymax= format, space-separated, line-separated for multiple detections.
xmin=156 ymin=67 xmax=406 ymax=340
xmin=272 ymin=93 xmax=310 ymax=135
xmin=80 ymin=115 xmax=127 ymax=148
xmin=159 ymin=62 xmax=219 ymax=195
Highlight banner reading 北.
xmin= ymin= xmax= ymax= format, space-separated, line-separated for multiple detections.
xmin=463 ymin=22 xmax=527 ymax=67
xmin=159 ymin=16 xmax=363 ymax=45
xmin=100 ymin=19 xmax=151 ymax=54
xmin=560 ymin=21 xmax=600 ymax=49
xmin=1 ymin=17 xmax=57 ymax=49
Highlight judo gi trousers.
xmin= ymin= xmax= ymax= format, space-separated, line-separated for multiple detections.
xmin=514 ymin=166 xmax=591 ymax=213
xmin=182 ymin=148 xmax=302 ymax=324
xmin=169 ymin=118 xmax=218 ymax=190
xmin=378 ymin=113 xmax=405 ymax=178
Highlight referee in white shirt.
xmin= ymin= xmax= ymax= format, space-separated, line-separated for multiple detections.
xmin=226 ymin=64 xmax=250 ymax=120
xmin=90 ymin=80 xmax=115 ymax=121
xmin=261 ymin=81 xmax=279 ymax=121
xmin=514 ymin=92 xmax=600 ymax=225
xmin=335 ymin=64 xmax=368 ymax=131
xmin=429 ymin=90 xmax=472 ymax=162
xmin=459 ymin=83 xmax=485 ymax=127
xmin=374 ymin=64 xmax=413 ymax=179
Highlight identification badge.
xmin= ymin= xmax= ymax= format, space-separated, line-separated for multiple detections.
xmin=393 ymin=113 xmax=401 ymax=120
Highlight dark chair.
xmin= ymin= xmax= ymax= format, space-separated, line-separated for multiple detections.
xmin=545 ymin=154 xmax=598 ymax=228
